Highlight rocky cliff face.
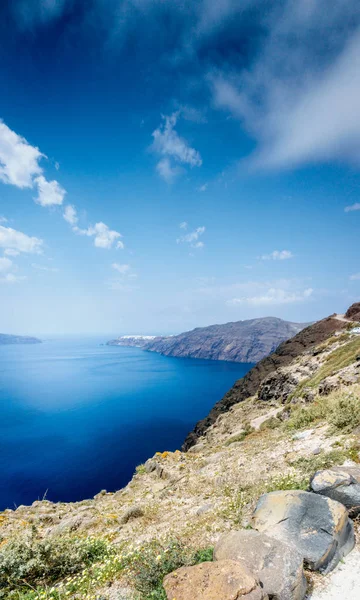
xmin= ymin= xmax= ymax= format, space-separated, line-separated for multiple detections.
xmin=107 ymin=317 xmax=308 ymax=364
xmin=183 ymin=306 xmax=360 ymax=450
xmin=0 ymin=333 xmax=42 ymax=344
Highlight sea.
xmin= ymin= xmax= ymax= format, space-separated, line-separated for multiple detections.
xmin=0 ymin=336 xmax=253 ymax=510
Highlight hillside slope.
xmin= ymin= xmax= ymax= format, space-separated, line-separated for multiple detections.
xmin=1 ymin=304 xmax=360 ymax=600
xmin=183 ymin=309 xmax=358 ymax=450
xmin=107 ymin=316 xmax=308 ymax=363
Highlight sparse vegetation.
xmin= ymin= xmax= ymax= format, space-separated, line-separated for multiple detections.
xmin=124 ymin=540 xmax=213 ymax=599
xmin=0 ymin=531 xmax=111 ymax=599
xmin=286 ymin=386 xmax=360 ymax=432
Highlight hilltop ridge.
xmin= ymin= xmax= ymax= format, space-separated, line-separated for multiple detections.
xmin=107 ymin=316 xmax=308 ymax=364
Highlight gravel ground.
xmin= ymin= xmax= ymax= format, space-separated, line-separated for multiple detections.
xmin=309 ymin=548 xmax=360 ymax=600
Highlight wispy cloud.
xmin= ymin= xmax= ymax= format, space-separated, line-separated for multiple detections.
xmin=0 ymin=256 xmax=13 ymax=273
xmin=63 ymin=205 xmax=124 ymax=250
xmin=345 ymin=203 xmax=360 ymax=212
xmin=198 ymin=183 xmax=208 ymax=192
xmin=177 ymin=225 xmax=205 ymax=249
xmin=31 ymin=263 xmax=59 ymax=273
xmin=350 ymin=273 xmax=360 ymax=281
xmin=210 ymin=2 xmax=360 ymax=171
xmin=0 ymin=225 xmax=43 ymax=254
xmin=0 ymin=273 xmax=27 ymax=284
xmin=112 ymin=263 xmax=133 ymax=276
xmin=179 ymin=221 xmax=188 ymax=230
xmin=261 ymin=250 xmax=293 ymax=261
xmin=152 ymin=112 xmax=202 ymax=181
xmin=0 ymin=216 xmax=7 ymax=223
xmin=63 ymin=204 xmax=78 ymax=226
xmin=227 ymin=287 xmax=313 ymax=307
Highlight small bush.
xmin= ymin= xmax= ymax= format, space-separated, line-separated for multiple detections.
xmin=0 ymin=531 xmax=109 ymax=593
xmin=327 ymin=390 xmax=360 ymax=430
xmin=125 ymin=540 xmax=213 ymax=599
xmin=260 ymin=416 xmax=281 ymax=430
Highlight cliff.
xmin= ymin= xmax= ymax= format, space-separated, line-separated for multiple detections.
xmin=107 ymin=316 xmax=308 ymax=363
xmin=0 ymin=333 xmax=42 ymax=345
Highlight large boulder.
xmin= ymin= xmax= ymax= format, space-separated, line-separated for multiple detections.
xmin=310 ymin=466 xmax=360 ymax=516
xmin=163 ymin=559 xmax=267 ymax=600
xmin=214 ymin=529 xmax=306 ymax=600
xmin=252 ymin=490 xmax=355 ymax=573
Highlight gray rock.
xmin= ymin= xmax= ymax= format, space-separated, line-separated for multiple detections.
xmin=196 ymin=503 xmax=213 ymax=516
xmin=214 ymin=529 xmax=306 ymax=600
xmin=144 ymin=458 xmax=157 ymax=473
xmin=252 ymin=490 xmax=355 ymax=573
xmin=312 ymin=447 xmax=321 ymax=456
xmin=310 ymin=466 xmax=360 ymax=515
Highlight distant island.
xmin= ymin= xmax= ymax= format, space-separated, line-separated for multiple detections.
xmin=0 ymin=333 xmax=42 ymax=345
xmin=107 ymin=316 xmax=309 ymax=363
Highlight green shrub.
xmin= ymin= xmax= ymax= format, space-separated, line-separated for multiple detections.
xmin=124 ymin=540 xmax=213 ymax=599
xmin=327 ymin=390 xmax=360 ymax=430
xmin=260 ymin=416 xmax=281 ymax=430
xmin=0 ymin=531 xmax=109 ymax=593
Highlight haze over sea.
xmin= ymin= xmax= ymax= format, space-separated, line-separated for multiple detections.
xmin=0 ymin=338 xmax=252 ymax=510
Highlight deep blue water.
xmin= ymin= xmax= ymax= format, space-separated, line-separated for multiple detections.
xmin=0 ymin=337 xmax=252 ymax=510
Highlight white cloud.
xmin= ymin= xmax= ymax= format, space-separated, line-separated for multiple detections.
xmin=179 ymin=221 xmax=188 ymax=230
xmin=34 ymin=175 xmax=66 ymax=206
xmin=63 ymin=204 xmax=78 ymax=226
xmin=112 ymin=263 xmax=131 ymax=275
xmin=345 ymin=203 xmax=360 ymax=212
xmin=0 ymin=225 xmax=43 ymax=254
xmin=210 ymin=3 xmax=360 ymax=170
xmin=156 ymin=158 xmax=181 ymax=183
xmin=75 ymin=222 xmax=124 ymax=250
xmin=0 ymin=121 xmax=43 ymax=188
xmin=261 ymin=250 xmax=293 ymax=261
xmin=32 ymin=263 xmax=59 ymax=272
xmin=0 ymin=257 xmax=13 ymax=273
xmin=198 ymin=183 xmax=208 ymax=192
xmin=0 ymin=273 xmax=26 ymax=284
xmin=0 ymin=216 xmax=7 ymax=223
xmin=177 ymin=225 xmax=206 ymax=248
xmin=4 ymin=248 xmax=20 ymax=257
xmin=350 ymin=273 xmax=360 ymax=281
xmin=152 ymin=112 xmax=202 ymax=181
xmin=227 ymin=287 xmax=313 ymax=306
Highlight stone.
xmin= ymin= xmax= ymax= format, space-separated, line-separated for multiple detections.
xmin=312 ymin=447 xmax=321 ymax=455
xmin=196 ymin=503 xmax=213 ymax=516
xmin=252 ymin=490 xmax=355 ymax=573
xmin=144 ymin=459 xmax=157 ymax=473
xmin=310 ymin=466 xmax=360 ymax=515
xmin=120 ymin=505 xmax=144 ymax=524
xmin=163 ymin=560 xmax=267 ymax=600
xmin=214 ymin=529 xmax=306 ymax=600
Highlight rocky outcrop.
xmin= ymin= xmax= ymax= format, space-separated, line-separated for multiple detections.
xmin=107 ymin=317 xmax=308 ymax=364
xmin=214 ymin=529 xmax=307 ymax=600
xmin=163 ymin=559 xmax=267 ymax=600
xmin=0 ymin=333 xmax=42 ymax=344
xmin=183 ymin=312 xmax=350 ymax=449
xmin=252 ymin=490 xmax=355 ymax=573
xmin=310 ymin=466 xmax=360 ymax=515
xmin=345 ymin=302 xmax=360 ymax=322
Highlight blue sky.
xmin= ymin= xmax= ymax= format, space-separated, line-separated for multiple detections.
xmin=0 ymin=0 xmax=359 ymax=335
